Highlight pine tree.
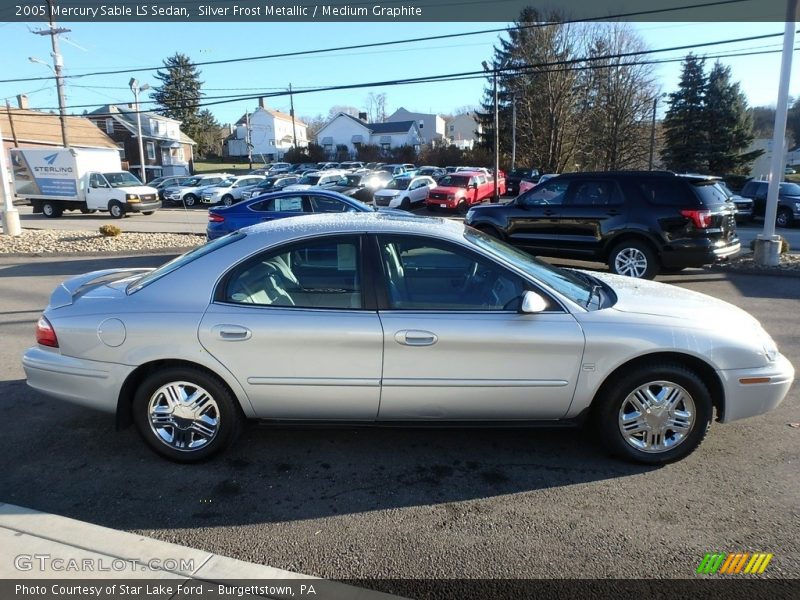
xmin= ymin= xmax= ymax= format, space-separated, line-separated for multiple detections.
xmin=705 ymin=61 xmax=758 ymax=174
xmin=662 ymin=54 xmax=708 ymax=172
xmin=191 ymin=109 xmax=223 ymax=158
xmin=152 ymin=53 xmax=204 ymax=133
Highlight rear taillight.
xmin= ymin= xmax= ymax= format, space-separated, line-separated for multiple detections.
xmin=680 ymin=209 xmax=712 ymax=229
xmin=208 ymin=213 xmax=225 ymax=223
xmin=35 ymin=316 xmax=58 ymax=348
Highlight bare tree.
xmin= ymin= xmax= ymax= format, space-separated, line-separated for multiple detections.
xmin=364 ymin=93 xmax=388 ymax=123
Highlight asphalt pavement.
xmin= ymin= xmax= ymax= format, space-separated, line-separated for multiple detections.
xmin=0 ymin=253 xmax=798 ymax=581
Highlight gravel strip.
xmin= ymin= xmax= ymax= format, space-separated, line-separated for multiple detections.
xmin=715 ymin=252 xmax=800 ymax=275
xmin=0 ymin=229 xmax=205 ymax=255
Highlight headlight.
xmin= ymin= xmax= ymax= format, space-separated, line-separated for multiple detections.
xmin=126 ymin=194 xmax=140 ymax=202
xmin=447 ymin=194 xmax=455 ymax=200
xmin=794 ymin=202 xmax=800 ymax=211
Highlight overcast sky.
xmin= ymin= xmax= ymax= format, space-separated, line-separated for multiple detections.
xmin=0 ymin=21 xmax=796 ymax=125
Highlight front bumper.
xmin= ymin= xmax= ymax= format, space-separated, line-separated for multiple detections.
xmin=717 ymin=353 xmax=795 ymax=422
xmin=22 ymin=347 xmax=134 ymax=414
xmin=125 ymin=199 xmax=161 ymax=213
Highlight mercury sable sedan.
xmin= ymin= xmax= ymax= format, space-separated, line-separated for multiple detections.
xmin=23 ymin=214 xmax=794 ymax=464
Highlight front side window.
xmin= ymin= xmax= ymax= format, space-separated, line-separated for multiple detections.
xmin=567 ymin=180 xmax=622 ymax=206
xmin=520 ymin=179 xmax=569 ymax=206
xmin=250 ymin=196 xmax=305 ymax=213
xmin=222 ymin=237 xmax=362 ymax=309
xmin=378 ymin=236 xmax=527 ymax=311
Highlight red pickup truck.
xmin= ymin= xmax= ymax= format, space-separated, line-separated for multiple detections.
xmin=425 ymin=170 xmax=504 ymax=213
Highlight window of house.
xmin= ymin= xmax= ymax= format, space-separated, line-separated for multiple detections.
xmin=146 ymin=141 xmax=156 ymax=161
xmin=116 ymin=143 xmax=126 ymax=160
xmin=105 ymin=118 xmax=114 ymax=134
xmin=381 ymin=143 xmax=391 ymax=152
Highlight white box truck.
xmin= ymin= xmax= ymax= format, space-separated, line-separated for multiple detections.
xmin=10 ymin=147 xmax=160 ymax=218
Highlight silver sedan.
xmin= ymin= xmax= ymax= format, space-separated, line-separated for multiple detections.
xmin=23 ymin=213 xmax=794 ymax=464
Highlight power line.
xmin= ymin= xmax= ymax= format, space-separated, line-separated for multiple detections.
xmin=10 ymin=39 xmax=792 ymax=120
xmin=0 ymin=0 xmax=754 ymax=85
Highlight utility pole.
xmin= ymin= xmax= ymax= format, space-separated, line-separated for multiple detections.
xmin=5 ymin=101 xmax=19 ymax=147
xmin=245 ymin=111 xmax=253 ymax=170
xmin=511 ymin=95 xmax=517 ymax=172
xmin=648 ymin=96 xmax=658 ymax=170
xmin=129 ymin=79 xmax=150 ymax=183
xmin=289 ymin=83 xmax=298 ymax=150
xmin=482 ymin=60 xmax=500 ymax=203
xmin=755 ymin=0 xmax=798 ymax=266
xmin=33 ymin=0 xmax=70 ymax=147
xmin=0 ymin=118 xmax=22 ymax=236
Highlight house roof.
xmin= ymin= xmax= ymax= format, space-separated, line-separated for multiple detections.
xmin=367 ymin=120 xmax=417 ymax=134
xmin=234 ymin=107 xmax=307 ymax=128
xmin=1 ymin=108 xmax=118 ymax=149
xmin=88 ymin=105 xmax=196 ymax=145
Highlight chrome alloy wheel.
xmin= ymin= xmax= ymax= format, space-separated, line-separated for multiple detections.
xmin=614 ymin=247 xmax=648 ymax=278
xmin=148 ymin=381 xmax=220 ymax=451
xmin=617 ymin=381 xmax=696 ymax=453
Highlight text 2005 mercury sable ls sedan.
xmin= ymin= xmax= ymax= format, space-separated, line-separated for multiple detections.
xmin=23 ymin=213 xmax=794 ymax=464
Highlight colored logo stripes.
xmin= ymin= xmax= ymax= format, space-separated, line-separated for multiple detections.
xmin=697 ymin=552 xmax=773 ymax=574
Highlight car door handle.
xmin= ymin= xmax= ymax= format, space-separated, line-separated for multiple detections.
xmin=212 ymin=324 xmax=252 ymax=341
xmin=543 ymin=209 xmax=556 ymax=216
xmin=394 ymin=330 xmax=438 ymax=346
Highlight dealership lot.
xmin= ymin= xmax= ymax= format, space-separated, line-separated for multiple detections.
xmin=0 ymin=253 xmax=798 ymax=579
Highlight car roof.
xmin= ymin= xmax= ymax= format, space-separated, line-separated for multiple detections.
xmin=243 ymin=211 xmax=464 ymax=240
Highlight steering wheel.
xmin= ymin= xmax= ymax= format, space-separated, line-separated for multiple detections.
xmin=456 ymin=261 xmax=480 ymax=294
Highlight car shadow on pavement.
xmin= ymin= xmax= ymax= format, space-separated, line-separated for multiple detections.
xmin=0 ymin=378 xmax=655 ymax=532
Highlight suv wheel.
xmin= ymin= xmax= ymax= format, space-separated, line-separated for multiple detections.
xmin=776 ymin=207 xmax=793 ymax=228
xmin=609 ymin=240 xmax=659 ymax=279
xmin=184 ymin=194 xmax=198 ymax=207
xmin=222 ymin=195 xmax=234 ymax=206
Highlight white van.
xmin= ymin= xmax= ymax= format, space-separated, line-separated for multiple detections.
xmin=10 ymin=148 xmax=160 ymax=219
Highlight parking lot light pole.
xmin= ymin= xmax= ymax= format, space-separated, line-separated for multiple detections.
xmin=756 ymin=0 xmax=797 ymax=266
xmin=129 ymin=79 xmax=150 ymax=183
xmin=0 ymin=120 xmax=22 ymax=237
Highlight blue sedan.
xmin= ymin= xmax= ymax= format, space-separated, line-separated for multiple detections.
xmin=207 ymin=189 xmax=376 ymax=240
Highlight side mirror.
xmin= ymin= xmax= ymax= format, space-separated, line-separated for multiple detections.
xmin=520 ymin=290 xmax=548 ymax=314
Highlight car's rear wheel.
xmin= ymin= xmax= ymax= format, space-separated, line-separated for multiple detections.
xmin=109 ymin=201 xmax=125 ymax=219
xmin=133 ymin=367 xmax=243 ymax=462
xmin=608 ymin=240 xmax=659 ymax=279
xmin=184 ymin=194 xmax=198 ymax=207
xmin=41 ymin=201 xmax=63 ymax=218
xmin=776 ymin=207 xmax=793 ymax=228
xmin=595 ymin=363 xmax=712 ymax=464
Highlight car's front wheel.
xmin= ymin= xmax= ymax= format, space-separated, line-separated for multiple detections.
xmin=595 ymin=363 xmax=712 ymax=464
xmin=184 ymin=194 xmax=198 ymax=207
xmin=109 ymin=201 xmax=125 ymax=219
xmin=608 ymin=240 xmax=659 ymax=279
xmin=222 ymin=195 xmax=234 ymax=206
xmin=133 ymin=367 xmax=243 ymax=462
xmin=776 ymin=207 xmax=793 ymax=228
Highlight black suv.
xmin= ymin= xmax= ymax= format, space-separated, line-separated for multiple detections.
xmin=464 ymin=171 xmax=740 ymax=279
xmin=738 ymin=180 xmax=799 ymax=228
xmin=505 ymin=168 xmax=540 ymax=196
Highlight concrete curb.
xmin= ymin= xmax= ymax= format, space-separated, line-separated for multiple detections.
xmin=0 ymin=503 xmax=397 ymax=598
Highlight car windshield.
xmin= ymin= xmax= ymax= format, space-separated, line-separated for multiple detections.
xmin=180 ymin=177 xmax=201 ymax=187
xmin=438 ymin=175 xmax=470 ymax=188
xmin=299 ymin=175 xmax=321 ymax=185
xmin=217 ymin=179 xmax=235 ymax=187
xmin=780 ymin=182 xmax=800 ymax=195
xmin=258 ymin=179 xmax=276 ymax=189
xmin=387 ymin=178 xmax=411 ymax=190
xmin=103 ymin=172 xmax=142 ymax=188
xmin=464 ymin=228 xmax=599 ymax=309
xmin=510 ymin=169 xmax=532 ymax=178
xmin=337 ymin=175 xmax=361 ymax=186
xmin=127 ymin=233 xmax=246 ymax=294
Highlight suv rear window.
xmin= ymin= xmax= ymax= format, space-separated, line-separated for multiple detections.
xmin=690 ymin=181 xmax=730 ymax=207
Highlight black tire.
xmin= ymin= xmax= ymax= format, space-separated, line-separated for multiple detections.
xmin=109 ymin=200 xmax=125 ymax=219
xmin=457 ymin=199 xmax=469 ymax=215
xmin=142 ymin=211 xmax=155 ymax=216
xmin=776 ymin=207 xmax=793 ymax=228
xmin=184 ymin=194 xmax=198 ymax=208
xmin=41 ymin=201 xmax=63 ymax=218
xmin=222 ymin=195 xmax=234 ymax=206
xmin=608 ymin=240 xmax=659 ymax=279
xmin=400 ymin=197 xmax=411 ymax=211
xmin=594 ymin=362 xmax=713 ymax=465
xmin=132 ymin=367 xmax=244 ymax=463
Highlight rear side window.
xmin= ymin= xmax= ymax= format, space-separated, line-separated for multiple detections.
xmin=638 ymin=180 xmax=696 ymax=207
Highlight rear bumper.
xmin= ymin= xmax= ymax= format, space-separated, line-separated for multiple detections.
xmin=717 ymin=353 xmax=795 ymax=423
xmin=22 ymin=347 xmax=133 ymax=414
xmin=660 ymin=240 xmax=741 ymax=268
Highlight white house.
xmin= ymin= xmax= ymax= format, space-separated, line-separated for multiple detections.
xmin=386 ymin=107 xmax=446 ymax=145
xmin=747 ymin=138 xmax=795 ymax=179
xmin=226 ymin=100 xmax=308 ymax=160
xmin=316 ymin=112 xmax=422 ymax=157
xmin=446 ymin=113 xmax=481 ymax=150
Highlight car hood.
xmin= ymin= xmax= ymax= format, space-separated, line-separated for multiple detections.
xmin=375 ymin=189 xmax=403 ymax=197
xmin=589 ymin=271 xmax=762 ymax=331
